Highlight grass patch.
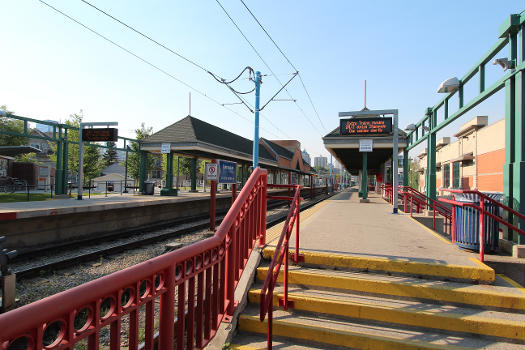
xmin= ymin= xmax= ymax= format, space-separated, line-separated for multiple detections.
xmin=0 ymin=193 xmax=53 ymax=203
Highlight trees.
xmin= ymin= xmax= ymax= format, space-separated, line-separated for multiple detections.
xmin=103 ymin=141 xmax=118 ymax=167
xmin=50 ymin=112 xmax=104 ymax=184
xmin=0 ymin=105 xmax=28 ymax=146
xmin=408 ymin=158 xmax=420 ymax=189
xmin=128 ymin=123 xmax=154 ymax=180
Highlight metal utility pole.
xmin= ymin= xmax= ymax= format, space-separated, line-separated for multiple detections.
xmin=77 ymin=121 xmax=118 ymax=200
xmin=252 ymin=71 xmax=262 ymax=168
xmin=392 ymin=110 xmax=399 ymax=214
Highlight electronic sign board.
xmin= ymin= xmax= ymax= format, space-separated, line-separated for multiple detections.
xmin=82 ymin=128 xmax=118 ymax=142
xmin=340 ymin=117 xmax=392 ymax=136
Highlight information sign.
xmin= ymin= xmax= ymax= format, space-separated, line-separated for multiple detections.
xmin=340 ymin=117 xmax=392 ymax=136
xmin=205 ymin=163 xmax=218 ymax=181
xmin=82 ymin=128 xmax=118 ymax=142
xmin=359 ymin=139 xmax=373 ymax=152
xmin=161 ymin=143 xmax=171 ymax=154
xmin=218 ymin=160 xmax=237 ymax=184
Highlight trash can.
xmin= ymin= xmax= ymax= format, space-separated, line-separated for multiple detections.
xmin=144 ymin=181 xmax=155 ymax=195
xmin=453 ymin=193 xmax=502 ymax=252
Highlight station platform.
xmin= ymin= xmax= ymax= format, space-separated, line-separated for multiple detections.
xmin=231 ymin=188 xmax=525 ymax=350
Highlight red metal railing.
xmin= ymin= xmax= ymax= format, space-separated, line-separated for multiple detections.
xmin=439 ymin=189 xmax=525 ymax=262
xmin=0 ymin=168 xmax=268 ymax=350
xmin=380 ymin=184 xmax=452 ymax=234
xmin=260 ymin=184 xmax=302 ymax=350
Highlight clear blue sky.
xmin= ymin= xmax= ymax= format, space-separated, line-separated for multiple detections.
xmin=1 ymin=1 xmax=523 ymax=161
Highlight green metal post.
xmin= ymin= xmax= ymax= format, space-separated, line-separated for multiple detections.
xmin=139 ymin=150 xmax=147 ymax=193
xmin=54 ymin=139 xmax=63 ymax=195
xmin=161 ymin=152 xmax=177 ymax=196
xmin=403 ymin=149 xmax=409 ymax=186
xmin=512 ymin=19 xmax=524 ymax=244
xmin=362 ymin=152 xmax=368 ymax=200
xmin=190 ymin=157 xmax=197 ymax=192
xmin=426 ymin=108 xmax=437 ymax=201
xmin=62 ymin=131 xmax=68 ymax=195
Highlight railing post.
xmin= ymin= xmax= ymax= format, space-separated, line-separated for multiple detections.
xmin=433 ymin=201 xmax=436 ymax=230
xmin=410 ymin=193 xmax=413 ymax=217
xmin=226 ymin=226 xmax=236 ymax=316
xmin=259 ymin=174 xmax=267 ymax=246
xmin=479 ymin=200 xmax=485 ymax=262
xmin=294 ymin=190 xmax=300 ymax=263
xmin=210 ymin=159 xmax=217 ymax=231
xmin=451 ymin=204 xmax=456 ymax=243
xmin=404 ymin=190 xmax=407 ymax=213
xmin=158 ymin=266 xmax=175 ymax=350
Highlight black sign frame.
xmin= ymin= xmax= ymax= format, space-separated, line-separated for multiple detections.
xmin=82 ymin=128 xmax=119 ymax=142
xmin=339 ymin=117 xmax=392 ymax=136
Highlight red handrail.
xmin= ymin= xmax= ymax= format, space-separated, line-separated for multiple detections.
xmin=380 ymin=184 xmax=452 ymax=234
xmin=260 ymin=184 xmax=302 ymax=350
xmin=0 ymin=168 xmax=268 ymax=350
xmin=439 ymin=188 xmax=525 ymax=262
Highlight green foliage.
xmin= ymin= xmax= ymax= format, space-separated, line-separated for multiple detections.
xmin=408 ymin=158 xmax=419 ymax=189
xmin=0 ymin=105 xmax=28 ymax=146
xmin=102 ymin=141 xmax=118 ymax=167
xmin=15 ymin=152 xmax=38 ymax=163
xmin=128 ymin=123 xmax=154 ymax=180
xmin=49 ymin=112 xmax=103 ymax=184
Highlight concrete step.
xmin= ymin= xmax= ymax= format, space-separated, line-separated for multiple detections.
xmin=231 ymin=333 xmax=344 ymax=350
xmin=262 ymin=247 xmax=495 ymax=283
xmin=256 ymin=266 xmax=525 ymax=311
xmin=248 ymin=286 xmax=525 ymax=341
xmin=238 ymin=306 xmax=525 ymax=350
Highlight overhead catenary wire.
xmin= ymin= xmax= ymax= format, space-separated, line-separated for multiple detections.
xmin=239 ymin=0 xmax=326 ymax=131
xmin=77 ymin=0 xmax=291 ymax=138
xmin=214 ymin=0 xmax=323 ymax=136
xmin=36 ymin=0 xmax=282 ymax=138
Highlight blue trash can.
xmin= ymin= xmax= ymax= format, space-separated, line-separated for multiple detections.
xmin=453 ymin=193 xmax=501 ymax=252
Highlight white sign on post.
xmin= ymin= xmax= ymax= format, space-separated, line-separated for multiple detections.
xmin=161 ymin=143 xmax=171 ymax=154
xmin=205 ymin=163 xmax=218 ymax=181
xmin=359 ymin=139 xmax=373 ymax=152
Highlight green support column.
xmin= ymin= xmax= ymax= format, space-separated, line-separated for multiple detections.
xmin=62 ymin=134 xmax=68 ymax=194
xmin=426 ymin=108 xmax=437 ymax=201
xmin=361 ymin=152 xmax=368 ymax=200
xmin=139 ymin=150 xmax=147 ymax=193
xmin=190 ymin=157 xmax=197 ymax=192
xmin=503 ymin=18 xmax=525 ymax=244
xmin=54 ymin=139 xmax=63 ymax=195
xmin=403 ymin=149 xmax=409 ymax=186
xmin=161 ymin=152 xmax=177 ymax=196
xmin=514 ymin=18 xmax=525 ymax=244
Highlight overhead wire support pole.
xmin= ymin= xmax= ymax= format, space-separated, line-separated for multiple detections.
xmin=253 ymin=71 xmax=262 ymax=168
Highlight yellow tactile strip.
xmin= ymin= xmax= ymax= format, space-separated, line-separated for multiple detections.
xmin=248 ymin=289 xmax=525 ymax=341
xmin=262 ymin=248 xmax=495 ymax=283
xmin=256 ymin=267 xmax=524 ymax=311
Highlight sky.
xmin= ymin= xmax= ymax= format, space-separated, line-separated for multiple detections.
xmin=1 ymin=0 xmax=523 ymax=162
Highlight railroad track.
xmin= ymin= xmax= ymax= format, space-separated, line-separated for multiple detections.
xmin=12 ymin=194 xmax=331 ymax=279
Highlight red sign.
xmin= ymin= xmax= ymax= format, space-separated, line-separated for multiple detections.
xmin=340 ymin=117 xmax=392 ymax=135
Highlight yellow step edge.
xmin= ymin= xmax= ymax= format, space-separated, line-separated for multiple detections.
xmin=257 ymin=267 xmax=525 ymax=311
xmin=262 ymin=247 xmax=495 ymax=283
xmin=248 ymin=289 xmax=525 ymax=341
xmin=239 ymin=314 xmax=473 ymax=350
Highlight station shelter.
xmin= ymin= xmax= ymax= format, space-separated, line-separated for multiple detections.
xmin=323 ymin=108 xmax=407 ymax=201
xmin=140 ymin=115 xmax=314 ymax=195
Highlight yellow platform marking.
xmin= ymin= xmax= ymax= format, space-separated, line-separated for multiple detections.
xmin=409 ymin=216 xmax=452 ymax=245
xmin=256 ymin=267 xmax=525 ymax=311
xmin=498 ymin=274 xmax=525 ymax=295
xmin=262 ymin=248 xmax=495 ymax=283
xmin=265 ymin=199 xmax=329 ymax=244
xmin=239 ymin=314 xmax=472 ymax=350
xmin=248 ymin=289 xmax=525 ymax=341
xmin=231 ymin=346 xmax=260 ymax=350
xmin=470 ymin=257 xmax=493 ymax=270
